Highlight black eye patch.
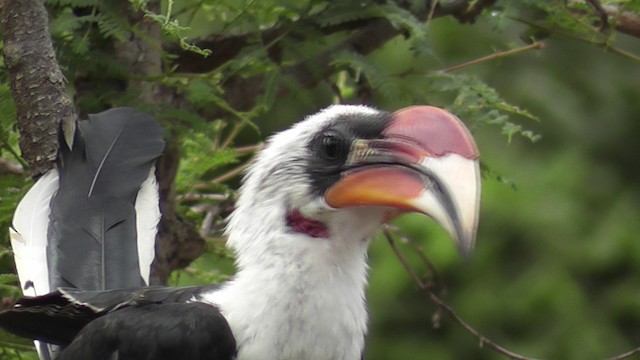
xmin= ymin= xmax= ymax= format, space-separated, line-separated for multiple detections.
xmin=306 ymin=109 xmax=391 ymax=196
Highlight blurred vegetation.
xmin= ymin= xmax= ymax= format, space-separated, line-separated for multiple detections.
xmin=1 ymin=0 xmax=640 ymax=359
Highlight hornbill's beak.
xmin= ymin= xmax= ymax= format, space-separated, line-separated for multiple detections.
xmin=325 ymin=106 xmax=480 ymax=257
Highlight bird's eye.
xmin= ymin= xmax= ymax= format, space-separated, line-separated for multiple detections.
xmin=319 ymin=133 xmax=344 ymax=161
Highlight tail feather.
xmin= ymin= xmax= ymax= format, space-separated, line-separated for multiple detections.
xmin=47 ymin=107 xmax=164 ymax=290
xmin=10 ymin=169 xmax=59 ymax=295
xmin=135 ymin=166 xmax=161 ymax=285
xmin=10 ymin=170 xmax=63 ymax=360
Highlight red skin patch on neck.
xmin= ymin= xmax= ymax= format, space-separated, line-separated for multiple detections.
xmin=286 ymin=210 xmax=330 ymax=238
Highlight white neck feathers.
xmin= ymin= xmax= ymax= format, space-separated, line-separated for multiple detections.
xmin=203 ymin=226 xmax=370 ymax=360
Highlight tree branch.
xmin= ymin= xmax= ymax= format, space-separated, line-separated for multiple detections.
xmin=569 ymin=0 xmax=640 ymax=39
xmin=384 ymin=225 xmax=640 ymax=359
xmin=513 ymin=16 xmax=640 ymax=62
xmin=0 ymin=0 xmax=76 ymax=178
xmin=585 ymin=0 xmax=609 ymax=31
xmin=606 ymin=347 xmax=640 ymax=360
xmin=602 ymin=4 xmax=640 ymax=39
xmin=171 ymin=0 xmax=500 ymax=120
xmin=383 ymin=226 xmax=539 ymax=360
xmin=439 ymin=41 xmax=545 ymax=73
xmin=168 ymin=0 xmax=498 ymax=75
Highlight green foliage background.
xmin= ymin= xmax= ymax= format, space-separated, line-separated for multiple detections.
xmin=1 ymin=0 xmax=640 ymax=359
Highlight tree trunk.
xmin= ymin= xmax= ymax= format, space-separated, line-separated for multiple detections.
xmin=0 ymin=0 xmax=76 ymax=178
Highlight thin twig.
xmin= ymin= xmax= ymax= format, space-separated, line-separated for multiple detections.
xmin=211 ymin=163 xmax=249 ymax=184
xmin=384 ymin=225 xmax=444 ymax=291
xmin=177 ymin=193 xmax=229 ymax=202
xmin=439 ymin=41 xmax=546 ymax=73
xmin=605 ymin=45 xmax=640 ymax=62
xmin=221 ymin=0 xmax=258 ymax=32
xmin=164 ymin=0 xmax=174 ymax=25
xmin=602 ymin=4 xmax=640 ymax=39
xmin=220 ymin=122 xmax=245 ymax=150
xmin=233 ymin=143 xmax=263 ymax=155
xmin=426 ymin=0 xmax=439 ymax=25
xmin=606 ymin=347 xmax=640 ymax=360
xmin=200 ymin=207 xmax=217 ymax=237
xmin=383 ymin=229 xmax=540 ymax=360
xmin=584 ymin=0 xmax=609 ymax=32
xmin=511 ymin=16 xmax=640 ymax=62
xmin=561 ymin=0 xmax=609 ymax=34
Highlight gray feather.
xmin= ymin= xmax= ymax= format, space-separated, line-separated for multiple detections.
xmin=47 ymin=108 xmax=164 ymax=291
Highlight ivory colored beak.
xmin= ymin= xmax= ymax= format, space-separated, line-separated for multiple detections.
xmin=325 ymin=106 xmax=480 ymax=257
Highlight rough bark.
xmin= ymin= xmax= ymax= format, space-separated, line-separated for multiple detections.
xmin=0 ymin=0 xmax=76 ymax=178
xmin=152 ymin=137 xmax=206 ymax=284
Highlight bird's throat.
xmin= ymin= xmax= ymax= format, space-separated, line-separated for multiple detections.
xmin=286 ymin=210 xmax=330 ymax=238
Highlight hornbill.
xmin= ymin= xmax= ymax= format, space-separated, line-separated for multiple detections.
xmin=0 ymin=104 xmax=480 ymax=360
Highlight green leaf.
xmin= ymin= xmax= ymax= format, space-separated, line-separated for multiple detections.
xmin=315 ymin=1 xmax=381 ymax=28
xmin=0 ymin=274 xmax=18 ymax=285
xmin=331 ymin=51 xmax=405 ymax=102
xmin=427 ymin=72 xmax=540 ymax=142
xmin=97 ymin=9 xmax=130 ymax=42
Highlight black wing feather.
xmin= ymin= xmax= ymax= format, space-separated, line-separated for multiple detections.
xmin=58 ymin=285 xmax=220 ymax=311
xmin=59 ymin=302 xmax=236 ymax=360
xmin=0 ymin=286 xmax=224 ymax=348
xmin=0 ymin=291 xmax=98 ymax=345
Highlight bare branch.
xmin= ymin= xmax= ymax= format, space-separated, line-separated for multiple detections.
xmin=384 ymin=224 xmax=445 ymax=291
xmin=386 ymin=225 xmax=640 ymax=359
xmin=234 ymin=143 xmax=264 ymax=155
xmin=585 ymin=0 xmax=609 ymax=31
xmin=200 ymin=208 xmax=217 ymax=238
xmin=513 ymin=16 xmax=640 ymax=62
xmin=177 ymin=193 xmax=230 ymax=202
xmin=168 ymin=0 xmax=499 ymax=75
xmin=211 ymin=164 xmax=249 ymax=184
xmin=383 ymin=227 xmax=540 ymax=360
xmin=569 ymin=0 xmax=640 ymax=39
xmin=606 ymin=347 xmax=640 ymax=360
xmin=439 ymin=41 xmax=545 ymax=73
xmin=602 ymin=4 xmax=640 ymax=39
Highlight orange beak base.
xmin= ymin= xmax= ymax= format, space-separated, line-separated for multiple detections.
xmin=325 ymin=166 xmax=426 ymax=213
